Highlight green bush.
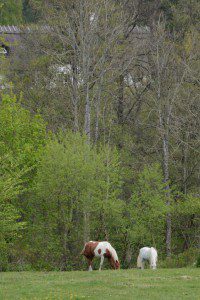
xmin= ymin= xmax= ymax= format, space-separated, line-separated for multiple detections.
xmin=0 ymin=238 xmax=9 ymax=271
xmin=160 ymin=249 xmax=199 ymax=268
xmin=196 ymin=255 xmax=200 ymax=268
xmin=7 ymin=263 xmax=33 ymax=272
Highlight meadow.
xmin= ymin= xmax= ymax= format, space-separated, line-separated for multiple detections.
xmin=0 ymin=268 xmax=199 ymax=300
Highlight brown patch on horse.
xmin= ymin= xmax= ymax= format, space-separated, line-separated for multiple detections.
xmin=81 ymin=241 xmax=99 ymax=259
xmin=98 ymin=248 xmax=101 ymax=254
xmin=104 ymin=249 xmax=115 ymax=269
xmin=103 ymin=249 xmax=120 ymax=269
xmin=104 ymin=248 xmax=111 ymax=258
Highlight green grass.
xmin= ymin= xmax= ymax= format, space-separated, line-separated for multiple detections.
xmin=0 ymin=268 xmax=199 ymax=300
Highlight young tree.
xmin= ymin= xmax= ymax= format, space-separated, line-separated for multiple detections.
xmin=27 ymin=131 xmax=123 ymax=270
xmin=0 ymin=93 xmax=46 ymax=270
xmin=124 ymin=164 xmax=167 ymax=265
xmin=0 ymin=156 xmax=26 ymax=271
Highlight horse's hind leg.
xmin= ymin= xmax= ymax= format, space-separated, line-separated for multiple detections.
xmin=88 ymin=259 xmax=93 ymax=271
xmin=137 ymin=255 xmax=143 ymax=269
xmin=99 ymin=256 xmax=104 ymax=271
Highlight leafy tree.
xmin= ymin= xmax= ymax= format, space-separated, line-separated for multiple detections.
xmin=26 ymin=132 xmax=123 ymax=270
xmin=0 ymin=93 xmax=46 ymax=169
xmin=173 ymin=193 xmax=200 ymax=251
xmin=0 ymin=155 xmax=26 ymax=271
xmin=0 ymin=93 xmax=46 ymax=270
xmin=126 ymin=164 xmax=168 ymax=257
xmin=22 ymin=0 xmax=41 ymax=23
xmin=91 ymin=145 xmax=123 ymax=241
xmin=0 ymin=0 xmax=23 ymax=25
xmin=169 ymin=0 xmax=200 ymax=34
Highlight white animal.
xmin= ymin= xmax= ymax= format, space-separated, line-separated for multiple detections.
xmin=137 ymin=247 xmax=158 ymax=269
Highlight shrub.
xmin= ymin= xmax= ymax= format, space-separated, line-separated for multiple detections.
xmin=159 ymin=248 xmax=199 ymax=268
xmin=196 ymin=255 xmax=200 ymax=268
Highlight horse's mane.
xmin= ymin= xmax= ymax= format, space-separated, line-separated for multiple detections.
xmin=110 ymin=245 xmax=119 ymax=261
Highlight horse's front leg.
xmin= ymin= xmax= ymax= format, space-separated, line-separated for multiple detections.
xmin=88 ymin=259 xmax=93 ymax=271
xmin=141 ymin=261 xmax=145 ymax=270
xmin=99 ymin=255 xmax=104 ymax=271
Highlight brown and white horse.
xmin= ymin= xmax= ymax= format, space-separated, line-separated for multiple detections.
xmin=81 ymin=241 xmax=120 ymax=271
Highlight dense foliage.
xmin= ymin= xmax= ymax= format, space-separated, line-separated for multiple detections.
xmin=0 ymin=1 xmax=23 ymax=25
xmin=0 ymin=94 xmax=46 ymax=270
xmin=0 ymin=0 xmax=199 ymax=270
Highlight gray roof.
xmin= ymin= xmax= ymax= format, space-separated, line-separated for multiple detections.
xmin=0 ymin=25 xmax=52 ymax=34
xmin=0 ymin=25 xmax=150 ymax=35
xmin=0 ymin=25 xmax=21 ymax=34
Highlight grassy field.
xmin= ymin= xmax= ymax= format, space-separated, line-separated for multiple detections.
xmin=0 ymin=268 xmax=199 ymax=300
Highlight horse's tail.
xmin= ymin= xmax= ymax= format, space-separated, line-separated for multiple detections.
xmin=137 ymin=254 xmax=142 ymax=268
xmin=80 ymin=244 xmax=86 ymax=255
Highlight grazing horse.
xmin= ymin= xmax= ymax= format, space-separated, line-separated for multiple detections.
xmin=137 ymin=247 xmax=158 ymax=270
xmin=81 ymin=241 xmax=120 ymax=271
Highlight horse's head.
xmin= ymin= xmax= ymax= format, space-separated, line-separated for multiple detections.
xmin=108 ymin=256 xmax=120 ymax=269
xmin=104 ymin=244 xmax=120 ymax=269
xmin=115 ymin=259 xmax=120 ymax=269
xmin=150 ymin=261 xmax=157 ymax=269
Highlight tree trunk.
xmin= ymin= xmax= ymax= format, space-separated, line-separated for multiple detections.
xmin=72 ymin=63 xmax=79 ymax=132
xmin=95 ymin=76 xmax=104 ymax=143
xmin=117 ymin=74 xmax=124 ymax=126
xmin=162 ymin=131 xmax=171 ymax=257
xmin=84 ymin=83 xmax=91 ymax=142
xmin=83 ymin=212 xmax=90 ymax=244
xmin=84 ymin=82 xmax=90 ymax=243
xmin=182 ymin=131 xmax=189 ymax=194
xmin=117 ymin=74 xmax=124 ymax=149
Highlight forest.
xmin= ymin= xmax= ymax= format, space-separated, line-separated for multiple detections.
xmin=0 ymin=0 xmax=199 ymax=271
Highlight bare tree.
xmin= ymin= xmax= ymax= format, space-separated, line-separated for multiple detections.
xmin=148 ymin=20 xmax=199 ymax=256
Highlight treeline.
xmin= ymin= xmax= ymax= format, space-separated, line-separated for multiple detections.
xmin=0 ymin=0 xmax=199 ymax=271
